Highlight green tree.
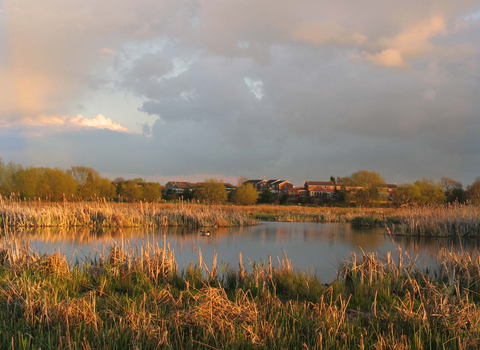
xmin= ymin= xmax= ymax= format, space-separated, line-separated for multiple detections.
xmin=231 ymin=183 xmax=258 ymax=205
xmin=414 ymin=178 xmax=445 ymax=205
xmin=259 ymin=187 xmax=274 ymax=204
xmin=330 ymin=175 xmax=338 ymax=197
xmin=393 ymin=184 xmax=419 ymax=207
xmin=118 ymin=181 xmax=143 ymax=202
xmin=441 ymin=177 xmax=464 ymax=203
xmin=96 ymin=178 xmax=116 ymax=199
xmin=194 ymin=178 xmax=228 ymax=204
xmin=142 ymin=183 xmax=162 ymax=202
xmin=466 ymin=178 xmax=480 ymax=205
xmin=69 ymin=166 xmax=98 ymax=200
xmin=163 ymin=189 xmax=178 ymax=201
xmin=341 ymin=170 xmax=386 ymax=206
xmin=69 ymin=166 xmax=117 ymax=200
xmin=13 ymin=166 xmax=43 ymax=199
xmin=0 ymin=160 xmax=18 ymax=197
xmin=180 ymin=188 xmax=195 ymax=201
xmin=394 ymin=179 xmax=445 ymax=206
xmin=37 ymin=168 xmax=77 ymax=201
xmin=279 ymin=193 xmax=289 ymax=205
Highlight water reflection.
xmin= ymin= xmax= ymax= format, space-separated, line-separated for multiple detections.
xmin=18 ymin=222 xmax=480 ymax=283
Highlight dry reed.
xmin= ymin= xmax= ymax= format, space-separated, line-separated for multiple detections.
xmin=0 ymin=200 xmax=257 ymax=229
xmin=386 ymin=204 xmax=480 ymax=236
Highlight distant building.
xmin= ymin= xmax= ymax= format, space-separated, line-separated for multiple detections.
xmin=304 ymin=181 xmax=338 ymax=197
xmin=305 ymin=180 xmax=397 ymax=199
xmin=378 ymin=184 xmax=397 ymax=199
xmin=266 ymin=179 xmax=294 ymax=194
xmin=243 ymin=179 xmax=293 ymax=195
xmin=287 ymin=186 xmax=307 ymax=198
xmin=164 ymin=181 xmax=196 ymax=194
xmin=243 ymin=179 xmax=267 ymax=191
xmin=195 ymin=182 xmax=235 ymax=191
xmin=164 ymin=181 xmax=235 ymax=195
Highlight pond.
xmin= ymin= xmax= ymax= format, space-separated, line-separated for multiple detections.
xmin=19 ymin=222 xmax=480 ymax=282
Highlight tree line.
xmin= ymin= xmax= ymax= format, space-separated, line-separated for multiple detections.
xmin=0 ymin=160 xmax=163 ymax=202
xmin=1 ymin=159 xmax=480 ymax=206
xmin=333 ymin=170 xmax=480 ymax=207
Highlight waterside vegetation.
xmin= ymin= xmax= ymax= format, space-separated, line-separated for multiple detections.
xmin=2 ymin=199 xmax=480 ymax=236
xmin=1 ymin=234 xmax=480 ymax=349
xmin=0 ymin=200 xmax=257 ymax=229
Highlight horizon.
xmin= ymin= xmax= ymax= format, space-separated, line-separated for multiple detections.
xmin=0 ymin=158 xmax=470 ymax=189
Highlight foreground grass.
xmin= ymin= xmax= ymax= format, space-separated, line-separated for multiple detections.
xmin=1 ymin=234 xmax=480 ymax=349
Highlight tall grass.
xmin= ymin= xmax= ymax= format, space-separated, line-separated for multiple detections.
xmin=0 ymin=199 xmax=257 ymax=229
xmin=3 ymin=199 xmax=480 ymax=235
xmin=386 ymin=204 xmax=480 ymax=236
xmin=240 ymin=204 xmax=394 ymax=223
xmin=1 ymin=233 xmax=480 ymax=348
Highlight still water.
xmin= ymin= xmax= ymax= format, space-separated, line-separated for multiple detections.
xmin=22 ymin=222 xmax=480 ymax=282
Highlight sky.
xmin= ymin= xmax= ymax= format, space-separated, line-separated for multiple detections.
xmin=1 ymin=0 xmax=480 ymax=186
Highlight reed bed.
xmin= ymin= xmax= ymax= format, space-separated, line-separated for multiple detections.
xmin=385 ymin=204 xmax=480 ymax=236
xmin=1 ymin=233 xmax=480 ymax=349
xmin=0 ymin=200 xmax=257 ymax=229
xmin=4 ymin=200 xmax=480 ymax=237
xmin=238 ymin=204 xmax=394 ymax=223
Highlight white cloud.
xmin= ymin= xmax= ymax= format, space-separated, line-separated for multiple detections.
xmin=0 ymin=114 xmax=130 ymax=133
xmin=70 ymin=115 xmax=130 ymax=132
xmin=163 ymin=57 xmax=194 ymax=79
xmin=244 ymin=77 xmax=264 ymax=100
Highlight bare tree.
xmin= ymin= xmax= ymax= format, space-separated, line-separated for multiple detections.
xmin=237 ymin=176 xmax=249 ymax=186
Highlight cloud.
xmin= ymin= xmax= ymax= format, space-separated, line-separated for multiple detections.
xmin=364 ymin=48 xmax=404 ymax=68
xmin=244 ymin=77 xmax=264 ymax=100
xmin=70 ymin=115 xmax=130 ymax=132
xmin=2 ymin=0 xmax=480 ymax=187
xmin=463 ymin=11 xmax=480 ymax=22
xmin=101 ymin=48 xmax=117 ymax=55
xmin=363 ymin=15 xmax=477 ymax=67
xmin=364 ymin=16 xmax=446 ymax=67
xmin=424 ymin=89 xmax=437 ymax=101
xmin=0 ymin=114 xmax=130 ymax=133
xmin=292 ymin=22 xmax=367 ymax=46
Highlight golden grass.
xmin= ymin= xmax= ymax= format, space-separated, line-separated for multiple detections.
xmin=387 ymin=204 xmax=480 ymax=236
xmin=180 ymin=287 xmax=259 ymax=342
xmin=0 ymin=200 xmax=257 ymax=228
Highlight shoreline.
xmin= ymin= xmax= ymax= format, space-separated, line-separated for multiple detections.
xmin=2 ymin=201 xmax=480 ymax=237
